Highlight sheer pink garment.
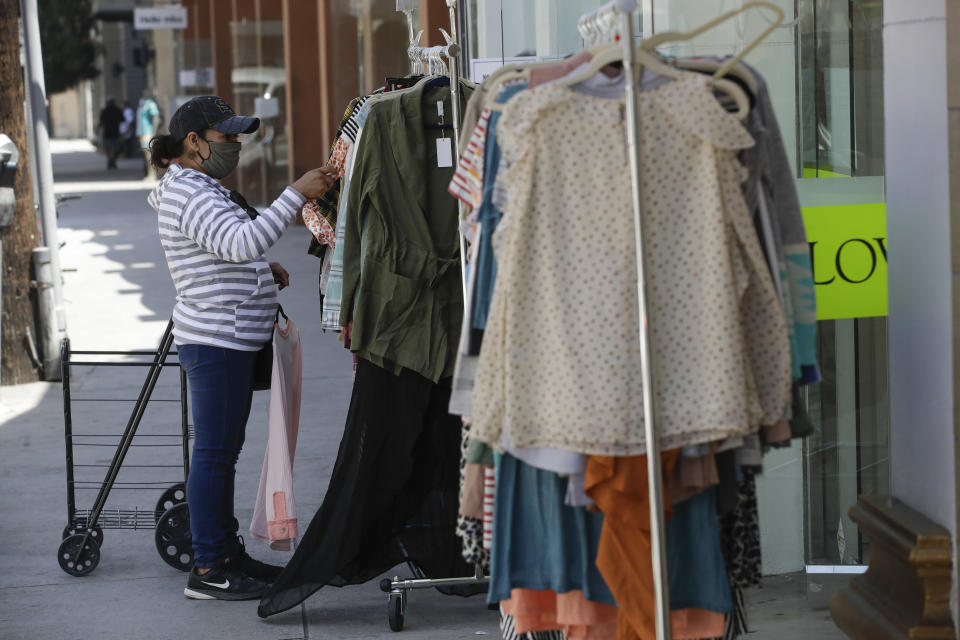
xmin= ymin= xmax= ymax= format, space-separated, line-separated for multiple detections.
xmin=250 ymin=316 xmax=303 ymax=551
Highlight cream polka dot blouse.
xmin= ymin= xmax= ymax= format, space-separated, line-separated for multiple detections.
xmin=471 ymin=74 xmax=792 ymax=456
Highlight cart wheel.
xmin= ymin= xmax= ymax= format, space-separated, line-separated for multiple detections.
xmin=154 ymin=483 xmax=187 ymax=524
xmin=58 ymin=534 xmax=101 ymax=577
xmin=388 ymin=591 xmax=405 ymax=632
xmin=155 ymin=502 xmax=193 ymax=572
xmin=62 ymin=525 xmax=104 ymax=548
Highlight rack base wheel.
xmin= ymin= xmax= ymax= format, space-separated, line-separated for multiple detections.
xmin=154 ymin=483 xmax=187 ymax=524
xmin=58 ymin=534 xmax=101 ymax=577
xmin=62 ymin=524 xmax=104 ymax=547
xmin=388 ymin=590 xmax=405 ymax=632
xmin=155 ymin=502 xmax=193 ymax=572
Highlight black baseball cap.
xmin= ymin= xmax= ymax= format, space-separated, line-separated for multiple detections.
xmin=169 ymin=96 xmax=260 ymax=141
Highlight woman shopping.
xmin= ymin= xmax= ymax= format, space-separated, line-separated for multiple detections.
xmin=147 ymin=95 xmax=335 ymax=601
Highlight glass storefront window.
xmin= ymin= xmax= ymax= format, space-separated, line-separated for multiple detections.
xmin=353 ymin=0 xmax=419 ymax=95
xmin=804 ymin=317 xmax=890 ymax=566
xmin=796 ymin=0 xmax=887 ymax=570
xmin=231 ymin=13 xmax=288 ymax=205
xmin=467 ymin=1 xmax=639 ymax=61
xmin=181 ymin=1 xmax=414 ymax=206
xmin=317 ymin=1 xmax=417 ymax=114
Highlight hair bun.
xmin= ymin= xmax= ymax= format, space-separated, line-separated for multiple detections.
xmin=149 ymin=134 xmax=183 ymax=171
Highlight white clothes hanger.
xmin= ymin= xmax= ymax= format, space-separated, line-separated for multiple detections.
xmin=483 ymin=51 xmax=750 ymax=120
xmin=483 ymin=2 xmax=761 ymax=119
xmin=480 ymin=68 xmax=530 ymax=107
xmin=479 ymin=57 xmax=556 ymax=103
xmin=640 ymin=1 xmax=785 ymax=81
xmin=549 ymin=42 xmax=750 ymax=119
xmin=673 ymin=58 xmax=759 ymax=96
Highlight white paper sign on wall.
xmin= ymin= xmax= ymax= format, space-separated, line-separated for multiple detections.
xmin=469 ymin=56 xmax=563 ymax=84
xmin=134 ymin=7 xmax=188 ymax=31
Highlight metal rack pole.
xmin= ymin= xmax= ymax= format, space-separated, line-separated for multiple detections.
xmin=617 ymin=3 xmax=672 ymax=639
xmin=445 ymin=0 xmax=462 ymax=154
xmin=444 ymin=0 xmax=469 ymax=304
xmin=446 ymin=0 xmax=488 ymax=591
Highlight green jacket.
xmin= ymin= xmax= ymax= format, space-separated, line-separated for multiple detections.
xmin=341 ymin=80 xmax=473 ymax=383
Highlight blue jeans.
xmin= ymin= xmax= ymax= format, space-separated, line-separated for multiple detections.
xmin=178 ymin=344 xmax=257 ymax=568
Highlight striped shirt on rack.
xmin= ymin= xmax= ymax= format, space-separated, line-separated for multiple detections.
xmin=149 ymin=164 xmax=307 ymax=351
xmin=448 ymin=108 xmax=491 ymax=210
xmin=339 ymin=93 xmax=376 ymax=144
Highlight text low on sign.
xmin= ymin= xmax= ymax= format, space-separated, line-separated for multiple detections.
xmin=134 ymin=7 xmax=188 ymax=30
xmin=802 ymin=203 xmax=887 ymax=321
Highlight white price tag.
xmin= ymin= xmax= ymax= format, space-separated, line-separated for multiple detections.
xmin=436 ymin=137 xmax=453 ymax=168
xmin=437 ymin=100 xmax=445 ymax=118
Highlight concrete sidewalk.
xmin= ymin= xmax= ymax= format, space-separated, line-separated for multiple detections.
xmin=0 ymin=141 xmax=499 ymax=640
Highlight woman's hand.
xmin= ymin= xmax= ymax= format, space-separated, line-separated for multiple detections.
xmin=292 ymin=165 xmax=337 ymax=199
xmin=270 ymin=262 xmax=290 ymax=290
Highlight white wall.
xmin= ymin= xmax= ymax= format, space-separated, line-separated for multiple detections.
xmin=883 ymin=0 xmax=956 ymax=628
xmin=884 ymin=0 xmax=955 ymax=534
xmin=50 ymin=89 xmax=84 ymax=139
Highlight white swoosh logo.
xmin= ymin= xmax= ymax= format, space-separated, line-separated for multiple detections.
xmin=202 ymin=579 xmax=230 ymax=589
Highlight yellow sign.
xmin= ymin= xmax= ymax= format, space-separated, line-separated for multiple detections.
xmin=802 ymin=203 xmax=887 ymax=320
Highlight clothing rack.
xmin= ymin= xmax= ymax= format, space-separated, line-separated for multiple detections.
xmin=578 ymin=2 xmax=673 ymax=640
xmin=378 ymin=2 xmax=487 ymax=631
xmin=442 ymin=3 xmax=789 ymax=638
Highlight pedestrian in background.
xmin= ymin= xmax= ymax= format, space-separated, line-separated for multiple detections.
xmin=147 ymin=95 xmax=337 ymax=602
xmin=137 ymin=90 xmax=162 ymax=179
xmin=120 ymin=100 xmax=137 ymax=158
xmin=97 ymin=98 xmax=124 ymax=170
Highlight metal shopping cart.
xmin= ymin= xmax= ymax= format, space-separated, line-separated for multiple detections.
xmin=57 ymin=319 xmax=194 ymax=577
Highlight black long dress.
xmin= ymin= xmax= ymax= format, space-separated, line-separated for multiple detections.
xmin=257 ymin=356 xmax=484 ymax=618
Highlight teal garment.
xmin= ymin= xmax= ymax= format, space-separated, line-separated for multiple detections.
xmin=340 ymin=80 xmax=473 ymax=383
xmin=736 ymin=62 xmax=820 ymax=384
xmin=666 ymin=487 xmax=733 ymax=613
xmin=138 ymin=98 xmax=160 ymax=137
xmin=488 ymin=452 xmax=616 ymax=607
xmin=472 ymin=82 xmax=527 ymax=330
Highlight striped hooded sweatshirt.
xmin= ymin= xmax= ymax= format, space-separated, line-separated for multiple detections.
xmin=149 ymin=164 xmax=306 ymax=350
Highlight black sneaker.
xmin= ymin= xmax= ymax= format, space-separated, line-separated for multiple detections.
xmin=229 ymin=536 xmax=284 ymax=582
xmin=183 ymin=561 xmax=267 ymax=601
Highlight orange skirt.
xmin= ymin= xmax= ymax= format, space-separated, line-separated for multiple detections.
xmin=585 ymin=452 xmax=681 ymax=640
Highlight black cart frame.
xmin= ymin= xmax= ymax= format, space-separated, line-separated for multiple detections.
xmin=58 ymin=318 xmax=195 ymax=576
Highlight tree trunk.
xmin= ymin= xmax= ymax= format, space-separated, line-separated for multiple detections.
xmin=0 ymin=0 xmax=41 ymax=384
